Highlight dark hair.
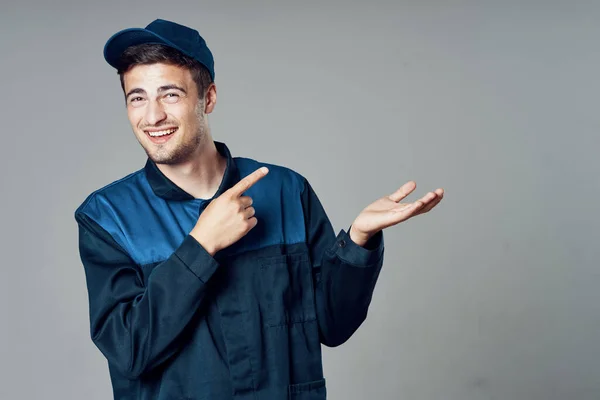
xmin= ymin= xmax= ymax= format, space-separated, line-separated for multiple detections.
xmin=117 ymin=43 xmax=213 ymax=99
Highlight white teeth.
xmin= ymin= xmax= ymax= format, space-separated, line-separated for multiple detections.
xmin=147 ymin=128 xmax=177 ymax=137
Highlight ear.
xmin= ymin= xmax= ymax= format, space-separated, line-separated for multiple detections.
xmin=204 ymin=83 xmax=217 ymax=114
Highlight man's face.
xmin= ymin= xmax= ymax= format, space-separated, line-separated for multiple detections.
xmin=122 ymin=63 xmax=207 ymax=165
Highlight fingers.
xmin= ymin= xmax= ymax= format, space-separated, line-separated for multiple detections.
xmin=239 ymin=195 xmax=253 ymax=208
xmin=247 ymin=216 xmax=258 ymax=229
xmin=388 ymin=181 xmax=417 ymax=202
xmin=244 ymin=206 xmax=256 ymax=219
xmin=414 ymin=188 xmax=444 ymax=214
xmin=420 ymin=191 xmax=439 ymax=204
xmin=228 ymin=167 xmax=269 ymax=197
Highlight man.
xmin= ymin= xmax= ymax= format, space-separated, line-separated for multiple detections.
xmin=75 ymin=18 xmax=443 ymax=400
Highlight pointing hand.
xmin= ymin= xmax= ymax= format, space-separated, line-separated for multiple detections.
xmin=190 ymin=167 xmax=269 ymax=255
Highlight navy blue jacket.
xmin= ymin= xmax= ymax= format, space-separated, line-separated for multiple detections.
xmin=75 ymin=141 xmax=385 ymax=399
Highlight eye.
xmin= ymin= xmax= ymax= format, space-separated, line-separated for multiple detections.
xmin=164 ymin=93 xmax=181 ymax=103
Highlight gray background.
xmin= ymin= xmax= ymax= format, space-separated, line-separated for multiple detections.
xmin=1 ymin=0 xmax=599 ymax=399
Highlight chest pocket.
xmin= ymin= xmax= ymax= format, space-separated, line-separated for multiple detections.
xmin=259 ymin=252 xmax=317 ymax=327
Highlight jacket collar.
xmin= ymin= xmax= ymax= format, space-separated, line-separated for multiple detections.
xmin=144 ymin=141 xmax=240 ymax=201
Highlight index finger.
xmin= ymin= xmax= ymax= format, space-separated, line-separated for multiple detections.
xmin=388 ymin=181 xmax=417 ymax=202
xmin=228 ymin=167 xmax=269 ymax=197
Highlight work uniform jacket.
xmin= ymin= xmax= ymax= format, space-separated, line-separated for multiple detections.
xmin=75 ymin=141 xmax=385 ymax=400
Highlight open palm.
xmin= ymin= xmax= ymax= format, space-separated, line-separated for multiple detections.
xmin=349 ymin=181 xmax=444 ymax=245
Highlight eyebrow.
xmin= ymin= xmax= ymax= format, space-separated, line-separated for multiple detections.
xmin=125 ymin=85 xmax=187 ymax=100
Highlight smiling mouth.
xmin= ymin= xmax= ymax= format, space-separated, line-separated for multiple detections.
xmin=146 ymin=127 xmax=178 ymax=137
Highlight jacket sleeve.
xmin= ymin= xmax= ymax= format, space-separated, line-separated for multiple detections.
xmin=75 ymin=212 xmax=219 ymax=379
xmin=300 ymin=178 xmax=385 ymax=347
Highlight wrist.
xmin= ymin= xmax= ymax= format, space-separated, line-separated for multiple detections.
xmin=190 ymin=229 xmax=218 ymax=256
xmin=349 ymin=224 xmax=371 ymax=247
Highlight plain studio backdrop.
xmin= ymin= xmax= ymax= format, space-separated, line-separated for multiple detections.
xmin=1 ymin=0 xmax=598 ymax=399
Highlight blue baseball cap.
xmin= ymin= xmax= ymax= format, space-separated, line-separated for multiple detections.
xmin=103 ymin=19 xmax=215 ymax=81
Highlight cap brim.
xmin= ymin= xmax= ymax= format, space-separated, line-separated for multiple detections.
xmin=103 ymin=28 xmax=189 ymax=70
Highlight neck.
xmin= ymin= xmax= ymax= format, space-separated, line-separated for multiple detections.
xmin=155 ymin=139 xmax=227 ymax=200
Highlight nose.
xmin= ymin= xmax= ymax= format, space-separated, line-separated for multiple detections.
xmin=144 ymin=99 xmax=167 ymax=126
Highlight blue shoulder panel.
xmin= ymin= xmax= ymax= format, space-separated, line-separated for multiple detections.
xmin=77 ymin=157 xmax=307 ymax=265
